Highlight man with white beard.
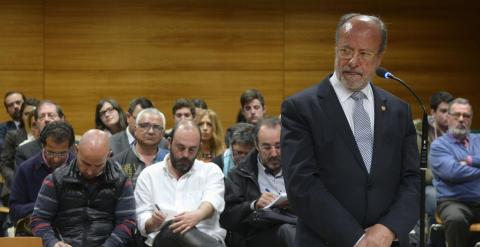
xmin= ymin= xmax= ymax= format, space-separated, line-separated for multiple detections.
xmin=430 ymin=97 xmax=480 ymax=246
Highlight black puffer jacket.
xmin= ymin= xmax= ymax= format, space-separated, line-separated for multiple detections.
xmin=220 ymin=150 xmax=261 ymax=237
xmin=52 ymin=159 xmax=127 ymax=246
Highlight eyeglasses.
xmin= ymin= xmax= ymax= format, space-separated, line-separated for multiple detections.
xmin=137 ymin=122 xmax=164 ymax=132
xmin=38 ymin=112 xmax=59 ymax=121
xmin=99 ymin=107 xmax=115 ymax=118
xmin=449 ymin=112 xmax=472 ymax=120
xmin=337 ymin=47 xmax=377 ymax=62
xmin=44 ymin=150 xmax=69 ymax=159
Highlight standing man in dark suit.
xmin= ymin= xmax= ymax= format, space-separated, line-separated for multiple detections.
xmin=281 ymin=13 xmax=420 ymax=247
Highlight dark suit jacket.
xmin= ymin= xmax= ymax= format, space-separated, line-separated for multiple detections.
xmin=0 ymin=121 xmax=18 ymax=151
xmin=0 ymin=128 xmax=28 ymax=188
xmin=110 ymin=130 xmax=130 ymax=156
xmin=281 ymin=75 xmax=420 ymax=247
xmin=15 ymin=139 xmax=42 ymax=170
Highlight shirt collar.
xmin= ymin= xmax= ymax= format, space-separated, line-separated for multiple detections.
xmin=163 ymin=154 xmax=197 ymax=179
xmin=447 ymin=132 xmax=470 ymax=145
xmin=126 ymin=126 xmax=135 ymax=145
xmin=330 ymin=72 xmax=373 ymax=103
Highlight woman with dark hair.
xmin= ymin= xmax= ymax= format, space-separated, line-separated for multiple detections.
xmin=95 ymin=98 xmax=127 ymax=135
xmin=195 ymin=109 xmax=225 ymax=162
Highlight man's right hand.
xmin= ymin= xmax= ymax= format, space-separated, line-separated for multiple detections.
xmin=145 ymin=209 xmax=168 ymax=233
xmin=255 ymin=192 xmax=278 ymax=209
xmin=53 ymin=241 xmax=72 ymax=247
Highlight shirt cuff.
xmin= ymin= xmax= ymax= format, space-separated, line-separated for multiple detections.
xmin=250 ymin=200 xmax=257 ymax=210
xmin=354 ymin=233 xmax=365 ymax=247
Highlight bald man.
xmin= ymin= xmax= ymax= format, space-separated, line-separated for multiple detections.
xmin=31 ymin=129 xmax=136 ymax=247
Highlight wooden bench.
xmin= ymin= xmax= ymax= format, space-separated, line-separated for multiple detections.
xmin=0 ymin=237 xmax=42 ymax=247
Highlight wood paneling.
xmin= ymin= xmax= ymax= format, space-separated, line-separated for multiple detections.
xmin=45 ymin=71 xmax=283 ymax=133
xmin=0 ymin=0 xmax=43 ymax=70
xmin=45 ymin=0 xmax=284 ymax=70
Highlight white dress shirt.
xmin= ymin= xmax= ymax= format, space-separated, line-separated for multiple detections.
xmin=330 ymin=72 xmax=375 ymax=132
xmin=135 ymin=154 xmax=226 ymax=245
xmin=126 ymin=126 xmax=136 ymax=147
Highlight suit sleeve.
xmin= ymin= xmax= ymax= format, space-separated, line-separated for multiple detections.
xmin=9 ymin=165 xmax=34 ymax=224
xmin=0 ymin=130 xmax=17 ymax=187
xmin=281 ymin=98 xmax=364 ymax=246
xmin=15 ymin=146 xmax=28 ymax=171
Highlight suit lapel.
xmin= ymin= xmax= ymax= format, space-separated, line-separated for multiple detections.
xmin=370 ymin=84 xmax=388 ymax=175
xmin=316 ymin=77 xmax=367 ymax=173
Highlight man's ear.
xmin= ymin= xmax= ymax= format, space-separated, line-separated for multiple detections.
xmin=74 ymin=144 xmax=79 ymax=154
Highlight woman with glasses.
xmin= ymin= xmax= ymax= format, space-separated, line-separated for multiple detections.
xmin=195 ymin=109 xmax=225 ymax=162
xmin=95 ymin=98 xmax=127 ymax=136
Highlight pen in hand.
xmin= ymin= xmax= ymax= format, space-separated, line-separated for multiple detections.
xmin=56 ymin=228 xmax=64 ymax=242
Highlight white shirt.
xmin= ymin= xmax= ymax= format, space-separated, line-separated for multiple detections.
xmin=330 ymin=72 xmax=375 ymax=132
xmin=135 ymin=154 xmax=226 ymax=244
xmin=126 ymin=126 xmax=136 ymax=147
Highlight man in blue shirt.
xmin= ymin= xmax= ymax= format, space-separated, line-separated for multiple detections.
xmin=9 ymin=121 xmax=75 ymax=234
xmin=430 ymin=97 xmax=480 ymax=246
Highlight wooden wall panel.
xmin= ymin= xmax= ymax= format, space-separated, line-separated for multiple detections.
xmin=0 ymin=0 xmax=43 ymax=70
xmin=44 ymin=0 xmax=284 ymax=70
xmin=45 ymin=71 xmax=283 ymax=133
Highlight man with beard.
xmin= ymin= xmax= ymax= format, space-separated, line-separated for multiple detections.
xmin=430 ymin=97 xmax=480 ymax=246
xmin=0 ymin=91 xmax=25 ymax=149
xmin=281 ymin=14 xmax=419 ymax=247
xmin=135 ymin=119 xmax=226 ymax=247
xmin=221 ymin=117 xmax=295 ymax=247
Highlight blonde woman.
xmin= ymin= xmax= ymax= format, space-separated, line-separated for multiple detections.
xmin=195 ymin=109 xmax=225 ymax=162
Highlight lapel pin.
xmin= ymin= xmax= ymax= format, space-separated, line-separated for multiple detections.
xmin=381 ymin=105 xmax=386 ymax=112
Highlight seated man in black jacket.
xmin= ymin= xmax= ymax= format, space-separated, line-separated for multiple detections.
xmin=220 ymin=117 xmax=295 ymax=247
xmin=31 ymin=129 xmax=136 ymax=247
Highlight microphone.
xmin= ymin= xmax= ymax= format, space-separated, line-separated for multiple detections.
xmin=375 ymin=67 xmax=394 ymax=79
xmin=375 ymin=66 xmax=428 ymax=247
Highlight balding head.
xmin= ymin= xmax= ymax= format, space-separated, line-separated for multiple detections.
xmin=76 ymin=129 xmax=111 ymax=180
xmin=171 ymin=119 xmax=201 ymax=144
xmin=336 ymin=14 xmax=387 ymax=53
